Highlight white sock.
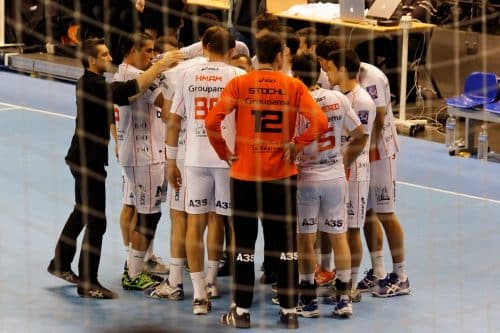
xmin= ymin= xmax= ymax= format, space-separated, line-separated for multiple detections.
xmin=321 ymin=251 xmax=334 ymax=272
xmin=190 ymin=271 xmax=207 ymax=300
xmin=370 ymin=251 xmax=386 ymax=278
xmin=281 ymin=307 xmax=297 ymax=315
xmin=351 ymin=267 xmax=360 ymax=289
xmin=124 ymin=244 xmax=130 ymax=266
xmin=206 ymin=260 xmax=218 ymax=285
xmin=144 ymin=239 xmax=154 ymax=262
xmin=299 ymin=273 xmax=315 ymax=284
xmin=169 ymin=258 xmax=185 ymax=286
xmin=236 ymin=307 xmax=249 ymax=315
xmin=128 ymin=249 xmax=146 ymax=279
xmin=315 ymin=247 xmax=321 ymax=267
xmin=393 ymin=261 xmax=407 ymax=281
xmin=336 ymin=269 xmax=351 ymax=283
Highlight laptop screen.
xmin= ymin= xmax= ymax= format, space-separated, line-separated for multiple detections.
xmin=366 ymin=0 xmax=401 ymax=20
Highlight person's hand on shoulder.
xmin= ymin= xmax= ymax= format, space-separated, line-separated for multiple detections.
xmin=135 ymin=0 xmax=145 ymax=13
xmin=155 ymin=51 xmax=186 ymax=72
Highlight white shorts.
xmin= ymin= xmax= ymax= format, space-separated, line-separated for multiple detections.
xmin=367 ymin=156 xmax=396 ymax=214
xmin=297 ymin=177 xmax=347 ymax=234
xmin=122 ymin=171 xmax=135 ymax=206
xmin=347 ymin=180 xmax=370 ymax=228
xmin=123 ymin=162 xmax=165 ymax=214
xmin=184 ymin=166 xmax=231 ymax=216
xmin=167 ymin=159 xmax=186 ymax=212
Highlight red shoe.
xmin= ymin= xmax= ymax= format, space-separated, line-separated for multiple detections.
xmin=315 ymin=266 xmax=336 ymax=286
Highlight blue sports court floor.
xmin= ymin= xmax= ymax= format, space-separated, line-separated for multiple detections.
xmin=1 ymin=71 xmax=499 ymax=333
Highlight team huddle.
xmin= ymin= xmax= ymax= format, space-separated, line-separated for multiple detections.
xmin=49 ymin=13 xmax=410 ymax=330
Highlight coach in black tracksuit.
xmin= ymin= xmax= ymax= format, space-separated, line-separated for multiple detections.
xmin=47 ymin=38 xmax=183 ymax=299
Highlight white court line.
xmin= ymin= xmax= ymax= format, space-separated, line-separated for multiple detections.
xmin=2 ymin=101 xmax=499 ymax=204
xmin=398 ymin=181 xmax=500 ymax=204
xmin=0 ymin=102 xmax=75 ymax=119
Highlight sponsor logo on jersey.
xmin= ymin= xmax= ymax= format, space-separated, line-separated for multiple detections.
xmin=322 ymin=103 xmax=340 ymax=113
xmin=366 ymin=85 xmax=378 ymax=99
xmin=188 ymin=85 xmax=224 ymax=93
xmin=258 ymin=77 xmax=276 ymax=83
xmin=248 ymin=87 xmax=286 ymax=95
xmin=195 ymin=75 xmax=222 ymax=82
xmin=327 ymin=114 xmax=342 ymax=122
xmin=244 ymin=98 xmax=289 ymax=106
xmin=315 ymin=95 xmax=326 ymax=103
xmin=358 ymin=110 xmax=369 ymax=124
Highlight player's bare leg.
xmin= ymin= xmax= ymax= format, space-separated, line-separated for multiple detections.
xmin=358 ymin=209 xmax=386 ymax=291
xmin=206 ymin=212 xmax=224 ymax=298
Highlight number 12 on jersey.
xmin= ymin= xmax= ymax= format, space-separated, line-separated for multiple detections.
xmin=195 ymin=97 xmax=218 ymax=120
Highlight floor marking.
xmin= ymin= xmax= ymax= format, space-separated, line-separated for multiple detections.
xmin=0 ymin=102 xmax=75 ymax=119
xmin=398 ymin=181 xmax=500 ymax=204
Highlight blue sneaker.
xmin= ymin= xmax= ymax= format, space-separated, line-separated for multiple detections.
xmin=332 ymin=298 xmax=352 ymax=318
xmin=372 ymin=273 xmax=411 ymax=298
xmin=357 ymin=269 xmax=379 ymax=293
xmin=297 ymin=299 xmax=320 ymax=318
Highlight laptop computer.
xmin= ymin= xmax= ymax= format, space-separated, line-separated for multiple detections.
xmin=366 ymin=0 xmax=401 ymax=20
xmin=339 ymin=0 xmax=366 ymax=23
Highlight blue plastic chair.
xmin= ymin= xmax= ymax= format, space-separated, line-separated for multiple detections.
xmin=446 ymin=72 xmax=498 ymax=109
xmin=484 ymin=101 xmax=500 ymax=115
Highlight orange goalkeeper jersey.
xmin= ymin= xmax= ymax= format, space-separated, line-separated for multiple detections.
xmin=206 ymin=70 xmax=328 ymax=181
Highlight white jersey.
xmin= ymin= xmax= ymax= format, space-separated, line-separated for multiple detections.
xmin=359 ymin=62 xmax=400 ymax=159
xmin=180 ymin=40 xmax=250 ymax=59
xmin=296 ymin=88 xmax=361 ymax=181
xmin=344 ymin=84 xmax=376 ymax=181
xmin=158 ymin=56 xmax=209 ymax=160
xmin=114 ymin=63 xmax=165 ymax=167
xmin=171 ymin=61 xmax=246 ymax=168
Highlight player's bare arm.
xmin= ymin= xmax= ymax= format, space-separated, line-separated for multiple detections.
xmin=343 ymin=125 xmax=369 ymax=169
xmin=130 ymin=51 xmax=185 ymax=102
xmin=166 ymin=113 xmax=182 ymax=191
xmin=371 ymin=106 xmax=385 ymax=149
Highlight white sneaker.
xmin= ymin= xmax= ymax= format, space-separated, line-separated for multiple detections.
xmin=192 ymin=298 xmax=211 ymax=315
xmin=144 ymin=280 xmax=184 ymax=300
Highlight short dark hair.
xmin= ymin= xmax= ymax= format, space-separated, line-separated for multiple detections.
xmin=254 ymin=13 xmax=282 ymax=33
xmin=256 ymin=33 xmax=284 ymax=64
xmin=315 ymin=37 xmax=340 ymax=59
xmin=292 ymin=54 xmax=320 ymax=87
xmin=201 ymin=26 xmax=235 ymax=56
xmin=284 ymin=30 xmax=300 ymax=56
xmin=328 ymin=48 xmax=360 ymax=80
xmin=197 ymin=13 xmax=221 ymax=40
xmin=121 ymin=32 xmax=155 ymax=58
xmin=80 ymin=38 xmax=106 ymax=68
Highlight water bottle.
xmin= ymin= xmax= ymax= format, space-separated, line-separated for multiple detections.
xmin=445 ymin=116 xmax=456 ymax=149
xmin=477 ymin=124 xmax=488 ymax=161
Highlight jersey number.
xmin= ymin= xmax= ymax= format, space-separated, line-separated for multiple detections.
xmin=194 ymin=97 xmax=218 ymax=120
xmin=251 ymin=110 xmax=283 ymax=133
xmin=317 ymin=127 xmax=335 ymax=152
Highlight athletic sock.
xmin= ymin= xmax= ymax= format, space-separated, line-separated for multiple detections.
xmin=236 ymin=307 xmax=249 ymax=315
xmin=169 ymin=258 xmax=185 ymax=286
xmin=206 ymin=260 xmax=218 ymax=285
xmin=321 ymin=251 xmax=334 ymax=272
xmin=370 ymin=250 xmax=386 ymax=279
xmin=190 ymin=271 xmax=207 ymax=300
xmin=299 ymin=273 xmax=315 ymax=284
xmin=281 ymin=307 xmax=297 ymax=315
xmin=128 ymin=249 xmax=146 ymax=279
xmin=393 ymin=261 xmax=407 ymax=281
xmin=336 ymin=269 xmax=351 ymax=284
xmin=351 ymin=266 xmax=360 ymax=289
